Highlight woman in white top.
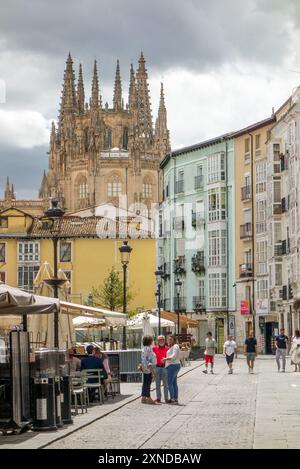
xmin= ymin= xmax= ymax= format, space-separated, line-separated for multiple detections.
xmin=290 ymin=330 xmax=300 ymax=371
xmin=162 ymin=335 xmax=181 ymax=404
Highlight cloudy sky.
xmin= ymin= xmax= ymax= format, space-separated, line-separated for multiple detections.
xmin=1 ymin=0 xmax=300 ymax=197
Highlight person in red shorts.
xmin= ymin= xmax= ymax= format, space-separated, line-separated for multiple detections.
xmin=202 ymin=332 xmax=217 ymax=374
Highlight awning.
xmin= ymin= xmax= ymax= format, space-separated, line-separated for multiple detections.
xmin=160 ymin=311 xmax=198 ymax=328
xmin=0 ymin=283 xmax=59 ymax=315
xmin=60 ymin=301 xmax=126 ymax=326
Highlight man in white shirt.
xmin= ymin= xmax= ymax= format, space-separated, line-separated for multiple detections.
xmin=223 ymin=335 xmax=237 ymax=374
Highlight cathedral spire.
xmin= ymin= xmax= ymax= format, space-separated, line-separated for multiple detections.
xmin=113 ymin=59 xmax=122 ymax=111
xmin=58 ymin=53 xmax=77 ymax=136
xmin=91 ymin=60 xmax=100 ymax=110
xmin=136 ymin=52 xmax=153 ymax=141
xmin=61 ymin=52 xmax=77 ymax=111
xmin=128 ymin=63 xmax=137 ymax=111
xmin=4 ymin=177 xmax=10 ymax=199
xmin=77 ymin=63 xmax=85 ymax=114
xmin=155 ymin=82 xmax=170 ymax=156
xmin=50 ymin=121 xmax=56 ymax=149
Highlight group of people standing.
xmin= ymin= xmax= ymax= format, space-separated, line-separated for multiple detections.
xmin=140 ymin=335 xmax=181 ymax=405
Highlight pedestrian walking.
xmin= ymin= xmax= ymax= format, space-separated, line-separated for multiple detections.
xmin=202 ymin=332 xmax=217 ymax=374
xmin=275 ymin=328 xmax=289 ymax=372
xmin=290 ymin=330 xmax=300 ymax=372
xmin=244 ymin=331 xmax=257 ymax=374
xmin=140 ymin=336 xmax=157 ymax=404
xmin=152 ymin=335 xmax=169 ymax=403
xmin=162 ymin=335 xmax=181 ymax=404
xmin=223 ymin=335 xmax=237 ymax=374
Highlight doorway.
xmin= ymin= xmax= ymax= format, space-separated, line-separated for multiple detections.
xmin=216 ymin=318 xmax=224 ymax=353
xmin=265 ymin=321 xmax=278 ymax=354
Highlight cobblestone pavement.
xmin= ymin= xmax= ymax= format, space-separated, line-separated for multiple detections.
xmin=46 ymin=355 xmax=300 ymax=449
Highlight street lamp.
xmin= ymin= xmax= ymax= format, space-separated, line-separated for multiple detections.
xmin=175 ymin=278 xmax=182 ymax=336
xmin=119 ymin=240 xmax=132 ymax=350
xmin=155 ymin=269 xmax=164 ymax=335
xmin=43 ymin=199 xmax=66 ymax=348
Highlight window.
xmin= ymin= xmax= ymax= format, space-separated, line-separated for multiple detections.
xmin=208 ymin=273 xmax=227 ymax=308
xmin=198 ymin=279 xmax=205 ymax=300
xmin=273 ymin=143 xmax=280 ymax=161
xmin=257 ymin=240 xmax=267 ymax=275
xmin=208 ymin=188 xmax=226 ymax=221
xmin=256 ymin=200 xmax=266 ymax=233
xmin=105 ymin=128 xmax=112 ymax=149
xmin=275 ymin=264 xmax=282 ymax=286
xmin=257 ymin=279 xmax=268 ymax=300
xmin=79 ymin=181 xmax=88 ymax=199
xmin=122 ymin=128 xmax=128 ymax=150
xmin=0 ymin=243 xmax=5 ymax=263
xmin=143 ymin=182 xmax=152 ymax=199
xmin=255 ymin=134 xmax=260 ymax=150
xmin=18 ymin=265 xmax=39 ymax=292
xmin=0 ymin=217 xmax=8 ymax=228
xmin=108 ymin=175 xmax=122 ymax=197
xmin=59 ymin=241 xmax=72 ymax=262
xmin=244 ymin=138 xmax=250 ymax=163
xmin=256 ymin=161 xmax=266 ymax=193
xmin=208 ymin=153 xmax=225 ymax=183
xmin=273 ymin=180 xmax=281 ymax=203
xmin=18 ymin=242 xmax=40 ymax=262
xmin=208 ymin=230 xmax=227 ymax=266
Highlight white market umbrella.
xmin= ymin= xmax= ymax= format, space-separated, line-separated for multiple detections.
xmin=127 ymin=312 xmax=174 ymax=331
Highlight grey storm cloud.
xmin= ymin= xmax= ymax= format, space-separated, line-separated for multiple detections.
xmin=0 ymin=144 xmax=47 ymax=198
xmin=0 ymin=0 xmax=296 ymax=74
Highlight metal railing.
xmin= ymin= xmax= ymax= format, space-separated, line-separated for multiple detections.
xmin=239 ymin=263 xmax=253 ymax=278
xmin=193 ymin=297 xmax=206 ymax=311
xmin=241 ymin=186 xmax=251 ymax=201
xmin=240 ymin=223 xmax=252 ymax=239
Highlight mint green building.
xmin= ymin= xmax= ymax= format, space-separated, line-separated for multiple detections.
xmin=158 ymin=135 xmax=236 ymax=350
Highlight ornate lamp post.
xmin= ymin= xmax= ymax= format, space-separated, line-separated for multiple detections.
xmin=155 ymin=269 xmax=164 ymax=335
xmin=175 ymin=278 xmax=182 ymax=336
xmin=119 ymin=240 xmax=132 ymax=350
xmin=43 ymin=199 xmax=66 ymax=348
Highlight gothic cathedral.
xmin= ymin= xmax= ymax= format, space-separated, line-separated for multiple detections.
xmin=38 ymin=52 xmax=170 ymax=213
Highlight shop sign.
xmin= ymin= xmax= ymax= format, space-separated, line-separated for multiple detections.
xmin=256 ymin=298 xmax=268 ymax=315
xmin=240 ymin=300 xmax=250 ymax=315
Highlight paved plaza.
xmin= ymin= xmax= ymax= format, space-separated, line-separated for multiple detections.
xmin=1 ymin=356 xmax=300 ymax=449
xmin=46 ymin=355 xmax=300 ymax=450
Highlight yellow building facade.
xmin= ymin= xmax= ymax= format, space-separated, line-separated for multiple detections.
xmin=0 ymin=208 xmax=156 ymax=314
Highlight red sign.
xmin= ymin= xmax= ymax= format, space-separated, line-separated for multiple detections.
xmin=240 ymin=300 xmax=250 ymax=315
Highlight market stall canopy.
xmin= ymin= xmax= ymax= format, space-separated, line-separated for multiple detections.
xmin=73 ymin=315 xmax=106 ymax=328
xmin=60 ymin=301 xmax=126 ymax=326
xmin=0 ymin=283 xmax=59 ymax=315
xmin=160 ymin=311 xmax=198 ymax=328
xmin=127 ymin=312 xmax=175 ymax=329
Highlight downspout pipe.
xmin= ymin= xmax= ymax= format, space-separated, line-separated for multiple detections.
xmin=248 ymin=132 xmax=256 ymax=336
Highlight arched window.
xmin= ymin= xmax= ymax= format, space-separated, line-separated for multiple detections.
xmin=143 ymin=178 xmax=152 ymax=199
xmin=107 ymin=174 xmax=122 ymax=197
xmin=123 ymin=127 xmax=128 ymax=150
xmin=76 ymin=175 xmax=88 ymax=200
xmin=105 ymin=128 xmax=112 ymax=150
